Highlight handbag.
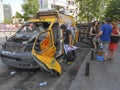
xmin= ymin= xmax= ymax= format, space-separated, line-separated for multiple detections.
xmin=110 ymin=35 xmax=120 ymax=43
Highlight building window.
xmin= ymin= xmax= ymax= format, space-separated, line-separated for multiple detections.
xmin=68 ymin=1 xmax=74 ymax=5
xmin=70 ymin=1 xmax=74 ymax=5
xmin=68 ymin=1 xmax=70 ymax=5
xmin=69 ymin=9 xmax=74 ymax=13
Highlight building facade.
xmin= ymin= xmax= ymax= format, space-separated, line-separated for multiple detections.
xmin=3 ymin=4 xmax=12 ymax=20
xmin=38 ymin=0 xmax=79 ymax=21
xmin=39 ymin=0 xmax=67 ymax=11
xmin=66 ymin=0 xmax=79 ymax=21
xmin=0 ymin=0 xmax=4 ymax=23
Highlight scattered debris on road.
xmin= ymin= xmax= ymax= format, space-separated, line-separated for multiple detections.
xmin=10 ymin=71 xmax=16 ymax=75
xmin=39 ymin=81 xmax=47 ymax=87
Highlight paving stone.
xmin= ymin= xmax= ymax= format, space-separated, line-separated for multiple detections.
xmin=70 ymin=44 xmax=120 ymax=90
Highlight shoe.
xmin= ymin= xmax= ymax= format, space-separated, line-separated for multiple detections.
xmin=59 ymin=59 xmax=65 ymax=63
xmin=66 ymin=61 xmax=73 ymax=65
xmin=108 ymin=58 xmax=113 ymax=61
xmin=103 ymin=59 xmax=107 ymax=62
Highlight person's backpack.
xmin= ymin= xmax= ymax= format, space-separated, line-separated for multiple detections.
xmin=66 ymin=50 xmax=76 ymax=62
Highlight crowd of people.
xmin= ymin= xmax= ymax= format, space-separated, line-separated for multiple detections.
xmin=90 ymin=17 xmax=120 ymax=61
xmin=59 ymin=17 xmax=120 ymax=63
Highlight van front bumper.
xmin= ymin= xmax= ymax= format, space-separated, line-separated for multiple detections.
xmin=0 ymin=50 xmax=39 ymax=69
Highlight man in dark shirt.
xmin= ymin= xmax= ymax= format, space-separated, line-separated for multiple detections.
xmin=60 ymin=24 xmax=72 ymax=46
xmin=60 ymin=24 xmax=73 ymax=63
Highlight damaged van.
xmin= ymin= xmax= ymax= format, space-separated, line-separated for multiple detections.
xmin=0 ymin=10 xmax=78 ymax=76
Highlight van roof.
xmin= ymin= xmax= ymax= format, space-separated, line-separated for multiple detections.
xmin=36 ymin=10 xmax=59 ymax=18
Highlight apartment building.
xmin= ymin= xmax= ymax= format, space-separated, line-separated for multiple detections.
xmin=66 ymin=0 xmax=79 ymax=21
xmin=39 ymin=0 xmax=79 ymax=21
xmin=0 ymin=0 xmax=4 ymax=23
xmin=3 ymin=4 xmax=12 ymax=20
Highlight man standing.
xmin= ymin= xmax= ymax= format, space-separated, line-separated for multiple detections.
xmin=95 ymin=17 xmax=112 ymax=61
xmin=60 ymin=24 xmax=73 ymax=63
xmin=60 ymin=24 xmax=72 ymax=47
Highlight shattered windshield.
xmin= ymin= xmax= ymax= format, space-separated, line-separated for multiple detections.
xmin=17 ymin=22 xmax=51 ymax=34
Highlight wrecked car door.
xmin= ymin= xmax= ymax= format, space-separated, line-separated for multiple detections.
xmin=32 ymin=30 xmax=61 ymax=77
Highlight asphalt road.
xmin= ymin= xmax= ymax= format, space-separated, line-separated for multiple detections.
xmin=0 ymin=32 xmax=90 ymax=90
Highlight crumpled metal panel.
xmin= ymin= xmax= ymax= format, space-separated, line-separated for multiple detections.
xmin=4 ymin=42 xmax=23 ymax=52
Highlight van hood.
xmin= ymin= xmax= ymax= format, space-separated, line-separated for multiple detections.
xmin=8 ymin=31 xmax=39 ymax=43
xmin=15 ymin=32 xmax=38 ymax=39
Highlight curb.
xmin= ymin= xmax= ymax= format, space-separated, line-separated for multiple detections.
xmin=69 ymin=51 xmax=91 ymax=90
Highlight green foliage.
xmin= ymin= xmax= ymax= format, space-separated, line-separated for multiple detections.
xmin=22 ymin=0 xmax=39 ymax=21
xmin=76 ymin=0 xmax=111 ymax=22
xmin=15 ymin=12 xmax=23 ymax=18
xmin=4 ymin=19 xmax=12 ymax=24
xmin=105 ymin=0 xmax=120 ymax=21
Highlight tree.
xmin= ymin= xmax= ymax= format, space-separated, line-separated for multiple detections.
xmin=76 ymin=0 xmax=111 ymax=22
xmin=105 ymin=0 xmax=120 ymax=21
xmin=4 ymin=19 xmax=12 ymax=24
xmin=22 ymin=0 xmax=39 ymax=21
xmin=15 ymin=12 xmax=22 ymax=18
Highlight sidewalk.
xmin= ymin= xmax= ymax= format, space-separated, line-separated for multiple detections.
xmin=69 ymin=43 xmax=120 ymax=90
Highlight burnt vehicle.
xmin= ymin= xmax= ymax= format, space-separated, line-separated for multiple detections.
xmin=0 ymin=22 xmax=50 ymax=69
xmin=0 ymin=10 xmax=78 ymax=75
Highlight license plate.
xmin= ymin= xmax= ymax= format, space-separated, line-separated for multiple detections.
xmin=2 ymin=51 xmax=16 ymax=56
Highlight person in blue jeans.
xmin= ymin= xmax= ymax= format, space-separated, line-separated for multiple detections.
xmin=95 ymin=17 xmax=112 ymax=61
